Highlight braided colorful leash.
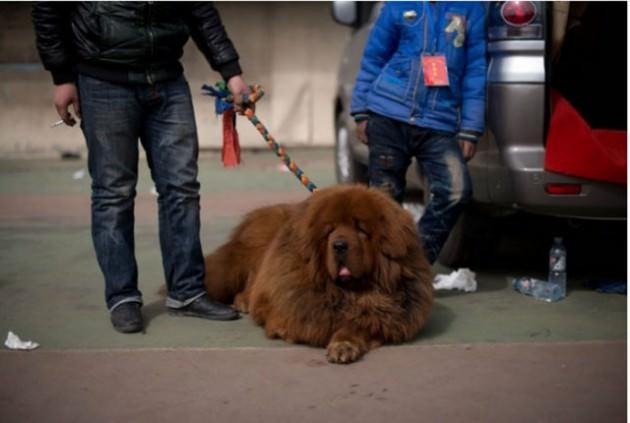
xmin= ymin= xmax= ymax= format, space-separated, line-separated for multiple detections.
xmin=202 ymin=81 xmax=318 ymax=193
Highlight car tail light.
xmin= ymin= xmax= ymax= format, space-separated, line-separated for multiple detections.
xmin=545 ymin=184 xmax=582 ymax=195
xmin=501 ymin=1 xmax=537 ymax=27
xmin=488 ymin=1 xmax=544 ymax=40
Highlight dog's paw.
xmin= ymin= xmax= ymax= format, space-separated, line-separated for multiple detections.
xmin=326 ymin=340 xmax=362 ymax=364
xmin=233 ymin=293 xmax=249 ymax=313
xmin=266 ymin=326 xmax=286 ymax=339
xmin=264 ymin=322 xmax=294 ymax=342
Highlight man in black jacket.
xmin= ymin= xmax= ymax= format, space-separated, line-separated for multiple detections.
xmin=33 ymin=2 xmax=247 ymax=333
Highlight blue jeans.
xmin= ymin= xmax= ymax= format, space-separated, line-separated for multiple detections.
xmin=78 ymin=74 xmax=206 ymax=311
xmin=366 ymin=113 xmax=473 ymax=264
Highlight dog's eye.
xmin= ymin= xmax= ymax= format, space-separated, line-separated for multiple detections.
xmin=357 ymin=225 xmax=370 ymax=239
xmin=353 ymin=219 xmax=370 ymax=238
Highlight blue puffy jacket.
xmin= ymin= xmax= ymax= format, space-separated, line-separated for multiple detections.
xmin=351 ymin=1 xmax=487 ymax=138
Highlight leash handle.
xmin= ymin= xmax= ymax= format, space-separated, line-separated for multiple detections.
xmin=213 ymin=84 xmax=264 ymax=110
xmin=244 ymin=85 xmax=264 ymax=107
xmin=203 ymin=82 xmax=318 ymax=193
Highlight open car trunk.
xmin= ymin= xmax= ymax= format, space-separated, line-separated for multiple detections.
xmin=551 ymin=2 xmax=626 ymax=130
xmin=545 ymin=2 xmax=627 ymax=184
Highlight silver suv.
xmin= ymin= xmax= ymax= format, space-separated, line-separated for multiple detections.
xmin=332 ymin=2 xmax=626 ymax=266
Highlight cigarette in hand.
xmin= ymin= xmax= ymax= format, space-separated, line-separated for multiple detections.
xmin=50 ymin=120 xmax=65 ymax=128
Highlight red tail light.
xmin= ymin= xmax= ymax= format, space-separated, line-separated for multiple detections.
xmin=501 ymin=1 xmax=537 ymax=27
xmin=545 ymin=184 xmax=582 ymax=195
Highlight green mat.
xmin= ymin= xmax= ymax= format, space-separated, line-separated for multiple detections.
xmin=0 ymin=153 xmax=625 ymax=350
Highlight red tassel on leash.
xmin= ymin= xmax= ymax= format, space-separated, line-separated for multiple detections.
xmin=222 ymin=108 xmax=241 ymax=167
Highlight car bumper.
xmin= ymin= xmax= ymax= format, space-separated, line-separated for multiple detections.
xmin=492 ymin=147 xmax=626 ymax=220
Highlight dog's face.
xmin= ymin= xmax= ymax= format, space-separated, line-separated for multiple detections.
xmin=296 ymin=185 xmax=421 ymax=291
xmin=325 ymin=220 xmax=374 ymax=286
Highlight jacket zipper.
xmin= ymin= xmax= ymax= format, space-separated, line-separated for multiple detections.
xmin=408 ymin=7 xmax=430 ymax=123
xmin=430 ymin=85 xmax=440 ymax=110
xmin=429 ymin=6 xmax=441 ymax=111
xmin=146 ymin=1 xmax=155 ymax=84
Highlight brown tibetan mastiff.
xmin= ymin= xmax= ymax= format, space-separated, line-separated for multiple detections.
xmin=204 ymin=185 xmax=433 ymax=364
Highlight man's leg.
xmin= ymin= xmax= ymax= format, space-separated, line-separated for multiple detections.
xmin=413 ymin=130 xmax=473 ymax=264
xmin=366 ymin=113 xmax=411 ymax=203
xmin=77 ymin=74 xmax=144 ymax=330
xmin=139 ymin=76 xmax=238 ymax=320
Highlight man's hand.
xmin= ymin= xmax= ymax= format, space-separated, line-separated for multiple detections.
xmin=458 ymin=139 xmax=476 ymax=162
xmin=356 ymin=120 xmax=368 ymax=144
xmin=53 ymin=83 xmax=80 ymax=127
xmin=227 ymin=75 xmax=252 ymax=115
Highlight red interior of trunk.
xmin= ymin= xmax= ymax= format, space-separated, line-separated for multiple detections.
xmin=544 ymin=90 xmax=627 ymax=185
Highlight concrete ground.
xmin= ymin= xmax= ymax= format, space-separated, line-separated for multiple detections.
xmin=0 ymin=149 xmax=626 ymax=422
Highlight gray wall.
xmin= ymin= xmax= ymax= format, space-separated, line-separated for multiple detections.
xmin=0 ymin=2 xmax=351 ymax=157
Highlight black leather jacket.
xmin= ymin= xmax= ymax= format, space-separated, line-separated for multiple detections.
xmin=32 ymin=2 xmax=241 ymax=85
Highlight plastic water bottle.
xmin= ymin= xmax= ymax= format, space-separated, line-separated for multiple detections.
xmin=549 ymin=237 xmax=567 ymax=297
xmin=512 ymin=277 xmax=563 ymax=302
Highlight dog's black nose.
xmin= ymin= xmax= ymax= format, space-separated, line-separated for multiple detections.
xmin=333 ymin=240 xmax=348 ymax=255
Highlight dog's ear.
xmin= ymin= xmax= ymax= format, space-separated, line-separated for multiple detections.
xmin=378 ymin=199 xmax=419 ymax=259
xmin=291 ymin=195 xmax=332 ymax=288
xmin=294 ymin=219 xmax=319 ymax=263
xmin=293 ymin=194 xmax=325 ymax=263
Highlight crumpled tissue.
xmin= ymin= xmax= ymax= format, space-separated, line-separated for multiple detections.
xmin=433 ymin=268 xmax=477 ymax=292
xmin=4 ymin=331 xmax=40 ymax=351
xmin=72 ymin=168 xmax=86 ymax=180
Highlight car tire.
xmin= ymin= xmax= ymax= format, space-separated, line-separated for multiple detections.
xmin=335 ymin=115 xmax=368 ymax=184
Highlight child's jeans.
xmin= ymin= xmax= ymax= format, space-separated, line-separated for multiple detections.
xmin=366 ymin=113 xmax=473 ymax=264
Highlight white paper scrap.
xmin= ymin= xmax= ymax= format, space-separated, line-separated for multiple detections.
xmin=72 ymin=169 xmax=86 ymax=180
xmin=433 ymin=268 xmax=477 ymax=293
xmin=4 ymin=331 xmax=40 ymax=351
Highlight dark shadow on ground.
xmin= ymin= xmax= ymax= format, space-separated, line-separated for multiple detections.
xmin=411 ymin=302 xmax=455 ymax=342
xmin=454 ymin=214 xmax=626 ymax=285
xmin=142 ymin=299 xmax=168 ymax=330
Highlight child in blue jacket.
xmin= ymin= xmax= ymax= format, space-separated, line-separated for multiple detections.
xmin=351 ymin=1 xmax=487 ymax=264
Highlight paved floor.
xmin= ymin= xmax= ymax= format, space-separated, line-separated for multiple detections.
xmin=1 ymin=342 xmax=625 ymax=423
xmin=0 ymin=150 xmax=626 ymax=422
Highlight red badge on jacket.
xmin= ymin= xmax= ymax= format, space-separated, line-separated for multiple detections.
xmin=422 ymin=55 xmax=449 ymax=86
